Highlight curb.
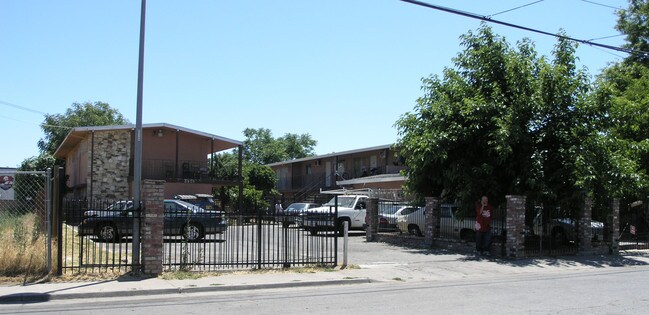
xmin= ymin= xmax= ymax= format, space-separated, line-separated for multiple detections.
xmin=0 ymin=278 xmax=372 ymax=304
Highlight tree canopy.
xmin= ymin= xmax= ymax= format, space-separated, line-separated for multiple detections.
xmin=241 ymin=128 xmax=316 ymax=165
xmin=212 ymin=127 xmax=318 ymax=211
xmin=19 ymin=101 xmax=128 ymax=172
xmin=395 ymin=25 xmax=594 ymax=210
xmin=38 ymin=101 xmax=128 ymax=156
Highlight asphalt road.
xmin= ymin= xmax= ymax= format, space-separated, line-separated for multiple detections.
xmin=3 ymin=265 xmax=648 ymax=314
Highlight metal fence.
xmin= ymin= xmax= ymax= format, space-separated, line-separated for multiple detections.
xmin=619 ymin=200 xmax=649 ymax=251
xmin=57 ymin=195 xmax=339 ymax=274
xmin=0 ymin=170 xmax=51 ymax=276
xmin=164 ymin=195 xmax=338 ymax=271
xmin=376 ymin=201 xmax=506 ymax=243
xmin=58 ymin=199 xmax=140 ymax=274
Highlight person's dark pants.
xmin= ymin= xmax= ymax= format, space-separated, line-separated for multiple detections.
xmin=475 ymin=230 xmax=492 ymax=254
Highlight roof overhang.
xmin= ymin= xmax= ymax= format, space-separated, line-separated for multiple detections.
xmin=266 ymin=144 xmax=393 ymax=167
xmin=335 ymin=173 xmax=406 ymax=186
xmin=54 ymin=123 xmax=242 ymax=159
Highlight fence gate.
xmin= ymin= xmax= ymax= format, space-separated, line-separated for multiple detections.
xmin=163 ymin=195 xmax=338 ymax=272
xmin=619 ymin=200 xmax=649 ymax=250
xmin=0 ymin=170 xmax=52 ymax=276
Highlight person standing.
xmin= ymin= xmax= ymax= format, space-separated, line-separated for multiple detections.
xmin=475 ymin=195 xmax=494 ymax=256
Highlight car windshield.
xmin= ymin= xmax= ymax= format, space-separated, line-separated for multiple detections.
xmin=323 ymin=196 xmax=357 ymax=208
xmin=400 ymin=207 xmax=420 ymax=216
xmin=286 ymin=203 xmax=306 ymax=211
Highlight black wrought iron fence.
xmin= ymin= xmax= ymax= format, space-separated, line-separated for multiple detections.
xmin=523 ymin=202 xmax=582 ymax=256
xmin=163 ymin=195 xmax=338 ymax=271
xmin=619 ymin=200 xmax=649 ymax=250
xmin=59 ymin=199 xmax=140 ymax=274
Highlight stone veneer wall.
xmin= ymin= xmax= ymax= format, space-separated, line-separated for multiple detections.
xmin=90 ymin=130 xmax=131 ymax=200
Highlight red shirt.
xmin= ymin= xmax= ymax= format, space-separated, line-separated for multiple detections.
xmin=475 ymin=203 xmax=494 ymax=232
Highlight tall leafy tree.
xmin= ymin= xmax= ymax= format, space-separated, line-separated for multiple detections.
xmin=37 ymin=101 xmax=128 ymax=156
xmin=395 ymin=25 xmax=592 ymax=210
xmin=616 ymin=0 xmax=649 ymax=66
xmin=18 ymin=101 xmax=128 ymax=172
xmin=212 ymin=127 xmax=317 ymax=212
xmin=241 ymin=128 xmax=316 ymax=164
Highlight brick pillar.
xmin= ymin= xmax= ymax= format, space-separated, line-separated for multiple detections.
xmin=365 ymin=198 xmax=379 ymax=242
xmin=610 ymin=198 xmax=620 ymax=255
xmin=141 ymin=180 xmax=165 ymax=275
xmin=578 ymin=198 xmax=593 ymax=255
xmin=505 ymin=195 xmax=526 ymax=259
xmin=424 ymin=197 xmax=440 ymax=246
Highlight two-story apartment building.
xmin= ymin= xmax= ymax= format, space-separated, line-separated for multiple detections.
xmin=54 ymin=123 xmax=242 ymax=200
xmin=267 ymin=144 xmax=406 ymax=200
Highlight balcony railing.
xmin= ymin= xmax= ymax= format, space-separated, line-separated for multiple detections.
xmin=132 ymin=159 xmax=234 ymax=184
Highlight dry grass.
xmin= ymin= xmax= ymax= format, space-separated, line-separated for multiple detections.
xmin=0 ymin=212 xmax=48 ymax=279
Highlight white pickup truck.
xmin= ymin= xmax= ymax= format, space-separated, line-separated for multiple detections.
xmin=301 ymin=195 xmax=368 ymax=236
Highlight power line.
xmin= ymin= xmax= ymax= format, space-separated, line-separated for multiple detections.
xmin=579 ymin=0 xmax=622 ymax=11
xmin=588 ymin=34 xmax=625 ymax=41
xmin=400 ymin=0 xmax=647 ymax=57
xmin=0 ymin=100 xmax=47 ymax=115
xmin=0 ymin=114 xmax=70 ymax=129
xmin=489 ymin=0 xmax=544 ymax=17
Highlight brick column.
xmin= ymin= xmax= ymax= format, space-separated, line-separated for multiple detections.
xmin=610 ymin=198 xmax=620 ymax=255
xmin=365 ymin=198 xmax=379 ymax=242
xmin=141 ymin=180 xmax=165 ymax=275
xmin=505 ymin=195 xmax=526 ymax=259
xmin=424 ymin=197 xmax=440 ymax=246
xmin=578 ymin=198 xmax=593 ymax=254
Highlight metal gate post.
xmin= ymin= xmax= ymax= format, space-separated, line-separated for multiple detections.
xmin=46 ymin=168 xmax=52 ymax=274
xmin=56 ymin=167 xmax=64 ymax=276
xmin=257 ymin=201 xmax=262 ymax=269
xmin=334 ymin=195 xmax=338 ymax=267
xmin=342 ymin=221 xmax=348 ymax=268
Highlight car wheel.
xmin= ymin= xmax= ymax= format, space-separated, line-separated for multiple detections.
xmin=310 ymin=227 xmax=318 ymax=236
xmin=551 ymin=227 xmax=567 ymax=245
xmin=408 ymin=225 xmax=422 ymax=236
xmin=96 ymin=223 xmax=118 ymax=242
xmin=183 ymin=223 xmax=203 ymax=241
xmin=460 ymin=229 xmax=475 ymax=242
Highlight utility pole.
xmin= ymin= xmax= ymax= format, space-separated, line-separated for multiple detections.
xmin=132 ymin=0 xmax=146 ymax=271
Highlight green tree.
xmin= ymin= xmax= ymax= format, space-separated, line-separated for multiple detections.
xmin=616 ymin=0 xmax=649 ymax=66
xmin=242 ymin=128 xmax=316 ymax=164
xmin=212 ymin=127 xmax=316 ymax=212
xmin=37 ymin=101 xmax=128 ymax=156
xmin=395 ymin=25 xmax=592 ymax=210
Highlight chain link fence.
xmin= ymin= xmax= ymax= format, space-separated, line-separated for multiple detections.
xmin=0 ymin=170 xmax=51 ymax=277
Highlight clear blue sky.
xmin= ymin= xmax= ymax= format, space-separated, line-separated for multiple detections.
xmin=0 ymin=0 xmax=628 ymax=167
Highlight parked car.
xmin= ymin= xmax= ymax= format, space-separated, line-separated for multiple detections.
xmin=439 ymin=204 xmax=505 ymax=242
xmin=79 ymin=199 xmax=227 ymax=242
xmin=396 ymin=206 xmax=426 ymax=236
xmin=529 ymin=212 xmax=604 ymax=244
xmin=301 ymin=195 xmax=368 ymax=235
xmin=397 ymin=204 xmax=505 ymax=241
xmin=174 ymin=194 xmax=218 ymax=211
xmin=368 ymin=204 xmax=413 ymax=231
xmin=276 ymin=202 xmax=320 ymax=227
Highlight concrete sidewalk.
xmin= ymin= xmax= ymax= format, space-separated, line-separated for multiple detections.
xmin=2 ymin=240 xmax=649 ymax=303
